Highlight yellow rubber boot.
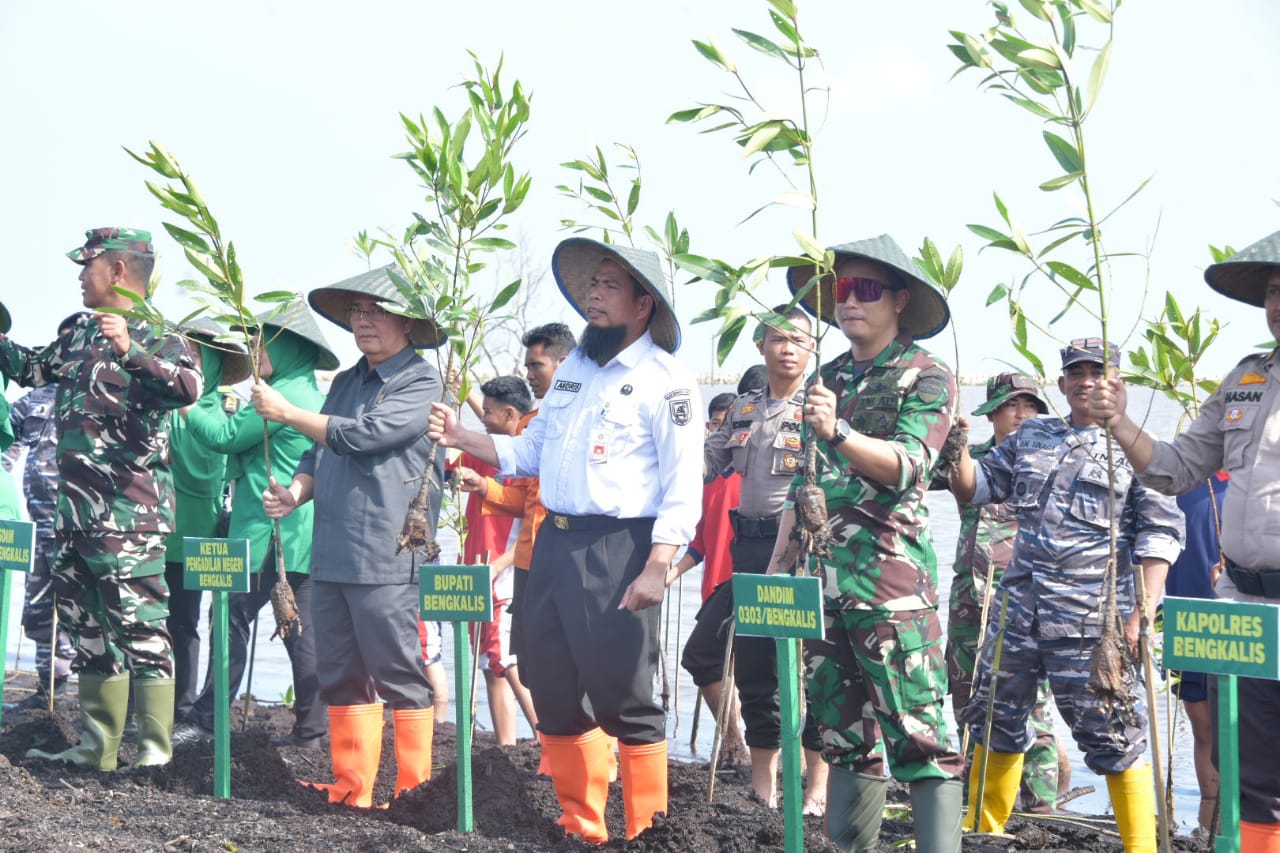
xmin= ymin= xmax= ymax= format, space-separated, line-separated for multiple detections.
xmin=964 ymin=744 xmax=1023 ymax=833
xmin=619 ymin=740 xmax=668 ymax=840
xmin=304 ymin=703 xmax=384 ymax=808
xmin=1105 ymin=764 xmax=1156 ymax=853
xmin=542 ymin=728 xmax=613 ymax=844
xmin=1240 ymin=820 xmax=1280 ymax=853
xmin=391 ymin=708 xmax=434 ymax=796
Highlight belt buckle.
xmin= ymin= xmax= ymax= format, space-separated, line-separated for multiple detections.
xmin=554 ymin=514 xmax=569 ymax=531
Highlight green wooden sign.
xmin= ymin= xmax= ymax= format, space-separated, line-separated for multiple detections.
xmin=1163 ymin=596 xmax=1280 ymax=680
xmin=732 ymin=574 xmax=823 ymax=640
xmin=420 ymin=564 xmax=492 ymax=622
xmin=0 ymin=519 xmax=35 ymax=573
xmin=183 ymin=538 xmax=251 ymax=593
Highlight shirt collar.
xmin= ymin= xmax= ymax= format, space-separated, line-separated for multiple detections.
xmin=358 ymin=345 xmax=418 ymax=381
xmin=608 ymin=330 xmax=657 ymax=369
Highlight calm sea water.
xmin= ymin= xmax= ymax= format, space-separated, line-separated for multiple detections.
xmin=1 ymin=384 xmax=1206 ymax=832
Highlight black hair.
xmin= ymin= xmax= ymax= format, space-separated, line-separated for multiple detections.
xmin=754 ymin=303 xmax=813 ymax=345
xmin=737 ymin=364 xmax=768 ymax=395
xmin=522 ymin=322 xmax=577 ymax=360
xmin=480 ymin=375 xmax=534 ymax=415
xmin=102 ymin=249 xmax=156 ymax=289
xmin=708 ymin=392 xmax=736 ymax=418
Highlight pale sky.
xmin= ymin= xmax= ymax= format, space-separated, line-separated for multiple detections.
xmin=3 ymin=0 xmax=1277 ymax=383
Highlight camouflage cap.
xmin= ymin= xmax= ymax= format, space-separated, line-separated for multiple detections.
xmin=1060 ymin=336 xmax=1120 ymax=369
xmin=971 ymin=372 xmax=1048 ymax=416
xmin=67 ymin=227 xmax=154 ymax=265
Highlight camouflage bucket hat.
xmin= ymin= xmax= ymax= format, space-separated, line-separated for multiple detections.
xmin=67 ymin=227 xmax=154 ymax=265
xmin=0 ymin=302 xmax=10 ymax=335
xmin=241 ymin=301 xmax=340 ymax=371
xmin=551 ymin=237 xmax=681 ymax=353
xmin=1205 ymin=230 xmax=1280 ymax=307
xmin=785 ymin=234 xmax=951 ymax=340
xmin=1060 ymin=336 xmax=1120 ymax=370
xmin=971 ymin=372 xmax=1048 ymax=416
xmin=309 ymin=265 xmax=446 ymax=350
xmin=179 ymin=318 xmax=254 ymax=385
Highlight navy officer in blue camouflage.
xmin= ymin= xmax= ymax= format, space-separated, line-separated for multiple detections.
xmin=950 ymin=338 xmax=1183 ymax=853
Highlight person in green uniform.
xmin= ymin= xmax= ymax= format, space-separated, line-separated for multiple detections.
xmin=171 ymin=303 xmax=336 ymax=749
xmin=163 ymin=320 xmax=249 ymax=723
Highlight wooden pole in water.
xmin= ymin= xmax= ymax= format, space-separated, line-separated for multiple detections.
xmin=1134 ymin=568 xmax=1172 ymax=853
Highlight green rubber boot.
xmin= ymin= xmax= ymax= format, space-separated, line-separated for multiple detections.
xmin=132 ymin=677 xmax=176 ymax=767
xmin=909 ymin=778 xmax=963 ymax=853
xmin=27 ymin=672 xmax=130 ymax=770
xmin=825 ymin=766 xmax=888 ymax=853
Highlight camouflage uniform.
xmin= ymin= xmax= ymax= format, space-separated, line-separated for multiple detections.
xmin=2 ymin=384 xmax=76 ymax=679
xmin=799 ymin=338 xmax=965 ymax=783
xmin=961 ymin=417 xmax=1183 ymax=775
xmin=947 ymin=436 xmax=1059 ymax=811
xmin=0 ymin=313 xmax=202 ymax=678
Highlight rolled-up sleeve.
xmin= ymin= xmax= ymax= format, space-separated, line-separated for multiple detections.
xmin=1127 ymin=479 xmax=1185 ymax=564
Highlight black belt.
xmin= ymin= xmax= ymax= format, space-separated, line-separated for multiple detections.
xmin=547 ymin=512 xmax=652 ymax=532
xmin=1226 ymin=560 xmax=1280 ymax=598
xmin=730 ymin=509 xmax=781 ymax=540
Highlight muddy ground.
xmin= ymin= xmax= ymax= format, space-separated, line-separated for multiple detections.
xmin=0 ymin=674 xmax=1206 ymax=852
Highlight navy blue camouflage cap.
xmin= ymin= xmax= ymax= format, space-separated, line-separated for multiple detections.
xmin=67 ymin=227 xmax=154 ymax=264
xmin=972 ymin=372 xmax=1048 ymax=416
xmin=1060 ymin=337 xmax=1120 ymax=369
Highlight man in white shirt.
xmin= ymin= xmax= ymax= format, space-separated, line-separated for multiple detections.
xmin=429 ymin=238 xmax=702 ymax=843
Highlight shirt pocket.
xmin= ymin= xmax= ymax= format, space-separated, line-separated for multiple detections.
xmin=1004 ymin=457 xmax=1051 ymax=511
xmin=1068 ymin=460 xmax=1132 ymax=529
xmin=1221 ymin=405 xmax=1258 ymax=472
xmin=600 ymin=400 xmax=641 ymax=456
xmin=540 ymin=391 xmax=575 ymax=439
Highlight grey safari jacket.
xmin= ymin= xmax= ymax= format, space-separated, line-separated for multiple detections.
xmin=296 ymin=346 xmax=445 ymax=584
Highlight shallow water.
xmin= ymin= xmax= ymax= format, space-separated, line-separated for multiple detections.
xmin=1 ymin=384 xmax=1206 ymax=833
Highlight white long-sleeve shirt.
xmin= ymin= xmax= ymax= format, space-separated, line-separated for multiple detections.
xmin=493 ymin=331 xmax=703 ymax=547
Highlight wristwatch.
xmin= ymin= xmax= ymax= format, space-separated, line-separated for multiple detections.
xmin=830 ymin=418 xmax=851 ymax=447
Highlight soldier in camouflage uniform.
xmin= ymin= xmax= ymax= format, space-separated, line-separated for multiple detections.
xmin=0 ymin=228 xmax=203 ymax=771
xmin=950 ymin=339 xmax=1183 ymax=853
xmin=1 ymin=313 xmax=85 ymax=710
xmin=770 ymin=236 xmax=965 ymax=853
xmin=941 ymin=373 xmax=1064 ymax=813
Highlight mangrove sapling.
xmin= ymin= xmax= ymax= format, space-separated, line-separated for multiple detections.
xmin=355 ymin=53 xmax=531 ymax=560
xmin=126 ymin=140 xmax=305 ymax=641
xmin=948 ymin=1 xmax=1170 ymax=846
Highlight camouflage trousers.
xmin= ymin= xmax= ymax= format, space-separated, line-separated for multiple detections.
xmin=52 ymin=531 xmax=173 ymax=679
xmin=21 ymin=528 xmax=76 ymax=678
xmin=960 ymin=594 xmax=1146 ymax=776
xmin=805 ymin=607 xmax=965 ymax=783
xmin=948 ymin=584 xmax=1058 ymax=811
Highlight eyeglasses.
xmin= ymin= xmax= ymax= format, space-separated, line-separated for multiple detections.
xmin=834 ymin=276 xmax=904 ymax=304
xmin=346 ymin=304 xmax=391 ymax=321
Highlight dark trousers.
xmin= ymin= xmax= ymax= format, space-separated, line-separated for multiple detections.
xmin=680 ymin=580 xmax=733 ymax=687
xmin=189 ymin=556 xmax=325 ymax=739
xmin=523 ymin=515 xmax=664 ymax=745
xmin=312 ymin=579 xmax=432 ymax=710
xmin=510 ymin=566 xmax=529 ymax=688
xmin=729 ymin=535 xmax=823 ymax=752
xmin=164 ymin=560 xmax=204 ymax=720
xmin=1210 ymin=674 xmax=1280 ymax=823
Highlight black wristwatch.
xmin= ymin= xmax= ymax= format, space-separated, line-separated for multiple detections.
xmin=830 ymin=418 xmax=851 ymax=447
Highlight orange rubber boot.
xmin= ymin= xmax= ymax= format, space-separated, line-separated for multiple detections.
xmin=542 ymin=729 xmax=613 ymax=844
xmin=1241 ymin=820 xmax=1280 ymax=853
xmin=536 ymin=731 xmax=552 ymax=777
xmin=305 ymin=703 xmax=384 ymax=808
xmin=391 ymin=708 xmax=434 ymax=796
xmin=619 ymin=740 xmax=668 ymax=840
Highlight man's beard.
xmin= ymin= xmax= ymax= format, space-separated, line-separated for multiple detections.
xmin=580 ymin=323 xmax=628 ymax=366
